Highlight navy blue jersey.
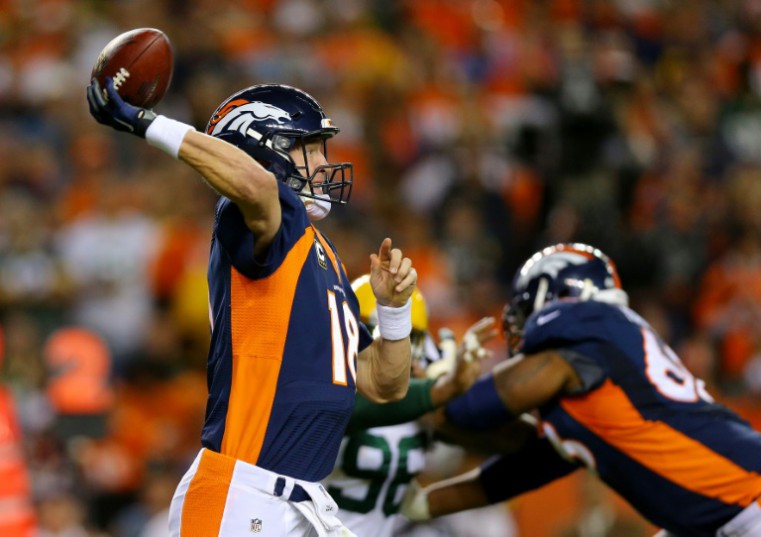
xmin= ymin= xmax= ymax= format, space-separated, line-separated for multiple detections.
xmin=201 ymin=181 xmax=373 ymax=481
xmin=521 ymin=299 xmax=761 ymax=536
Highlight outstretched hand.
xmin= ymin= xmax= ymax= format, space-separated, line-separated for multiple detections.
xmin=86 ymin=77 xmax=156 ymax=137
xmin=427 ymin=317 xmax=497 ymax=404
xmin=369 ymin=238 xmax=417 ymax=308
xmin=450 ymin=316 xmax=497 ymax=389
xmin=460 ymin=316 xmax=498 ymax=363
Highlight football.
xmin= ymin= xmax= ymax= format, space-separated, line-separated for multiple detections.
xmin=91 ymin=28 xmax=173 ymax=108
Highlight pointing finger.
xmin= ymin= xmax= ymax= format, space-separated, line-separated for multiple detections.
xmin=377 ymin=238 xmax=392 ymax=263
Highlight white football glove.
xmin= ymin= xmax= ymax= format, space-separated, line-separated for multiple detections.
xmin=462 ymin=329 xmax=487 ymax=362
xmin=426 ymin=319 xmax=492 ymax=379
xmin=426 ymin=328 xmax=457 ymax=379
xmin=400 ymin=479 xmax=431 ymax=522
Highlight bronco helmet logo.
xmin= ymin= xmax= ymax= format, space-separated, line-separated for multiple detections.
xmin=516 ymin=251 xmax=592 ymax=289
xmin=207 ymin=100 xmax=292 ymax=136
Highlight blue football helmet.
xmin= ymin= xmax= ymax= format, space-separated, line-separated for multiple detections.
xmin=503 ymin=243 xmax=628 ymax=355
xmin=206 ymin=84 xmax=353 ymax=205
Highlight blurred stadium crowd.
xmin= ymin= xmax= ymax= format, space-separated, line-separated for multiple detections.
xmin=3 ymin=0 xmax=761 ymax=535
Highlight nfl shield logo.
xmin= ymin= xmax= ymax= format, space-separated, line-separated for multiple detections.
xmin=250 ymin=518 xmax=262 ymax=533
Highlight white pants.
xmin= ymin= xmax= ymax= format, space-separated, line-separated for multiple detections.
xmin=168 ymin=449 xmax=356 ymax=537
xmin=653 ymin=499 xmax=761 ymax=537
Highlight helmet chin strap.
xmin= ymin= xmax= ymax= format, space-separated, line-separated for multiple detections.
xmin=302 ymin=193 xmax=331 ymax=221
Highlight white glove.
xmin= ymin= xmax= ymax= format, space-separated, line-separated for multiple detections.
xmin=426 ymin=328 xmax=457 ymax=379
xmin=462 ymin=329 xmax=487 ymax=362
xmin=400 ymin=479 xmax=432 ymax=521
xmin=426 ymin=321 xmax=491 ymax=379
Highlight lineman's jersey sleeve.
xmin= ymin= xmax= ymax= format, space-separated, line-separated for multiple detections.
xmin=214 ymin=181 xmax=309 ymax=280
xmin=521 ymin=302 xmax=607 ymax=395
xmin=347 ymin=378 xmax=437 ymax=433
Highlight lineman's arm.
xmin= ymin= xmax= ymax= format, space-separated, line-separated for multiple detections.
xmin=356 ymin=238 xmax=417 ymax=403
xmin=403 ymin=350 xmax=592 ymax=520
xmin=402 ymin=431 xmax=579 ymax=520
xmin=490 ymin=350 xmax=584 ymax=414
xmin=443 ymin=350 xmax=583 ymax=430
xmin=433 ymin=413 xmax=539 ymax=456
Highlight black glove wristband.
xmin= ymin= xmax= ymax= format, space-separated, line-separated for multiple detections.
xmin=133 ymin=109 xmax=157 ymax=138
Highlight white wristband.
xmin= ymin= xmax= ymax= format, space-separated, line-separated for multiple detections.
xmin=376 ymin=298 xmax=412 ymax=341
xmin=145 ymin=115 xmax=195 ymax=159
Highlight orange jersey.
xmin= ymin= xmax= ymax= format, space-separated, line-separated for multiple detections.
xmin=202 ymin=184 xmax=372 ymax=481
xmin=522 ymin=300 xmax=761 ymax=536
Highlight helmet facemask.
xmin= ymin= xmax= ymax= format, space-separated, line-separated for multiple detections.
xmin=503 ymin=290 xmax=537 ymax=357
xmin=277 ymin=132 xmax=353 ymax=207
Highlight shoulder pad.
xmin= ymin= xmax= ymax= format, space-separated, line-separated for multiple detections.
xmin=522 ymin=301 xmax=620 ymax=353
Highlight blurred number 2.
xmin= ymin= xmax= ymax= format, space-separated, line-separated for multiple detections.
xmin=44 ymin=328 xmax=114 ymax=414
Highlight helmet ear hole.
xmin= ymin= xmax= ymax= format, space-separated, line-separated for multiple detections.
xmin=272 ymin=134 xmax=293 ymax=151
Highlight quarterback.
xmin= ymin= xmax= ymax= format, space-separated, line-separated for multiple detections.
xmin=88 ymin=78 xmax=417 ymax=537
